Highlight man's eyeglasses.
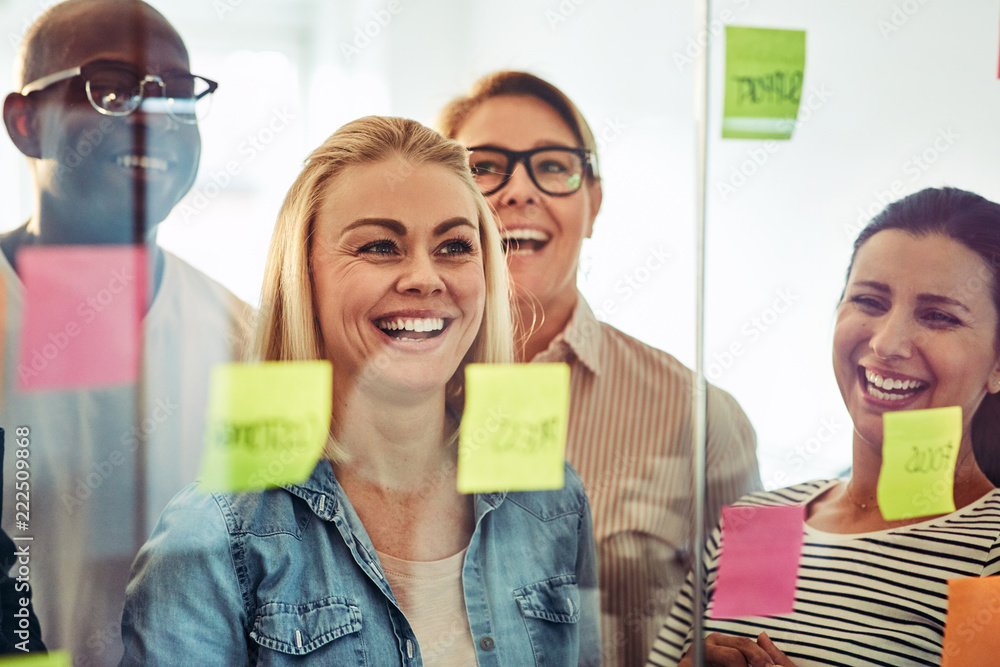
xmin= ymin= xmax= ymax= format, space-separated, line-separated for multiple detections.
xmin=468 ymin=145 xmax=592 ymax=197
xmin=20 ymin=59 xmax=218 ymax=125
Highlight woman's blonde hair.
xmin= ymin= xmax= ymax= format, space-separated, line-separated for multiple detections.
xmin=253 ymin=116 xmax=514 ymax=452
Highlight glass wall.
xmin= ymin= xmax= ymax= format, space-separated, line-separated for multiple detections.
xmin=1 ymin=0 xmax=998 ymax=663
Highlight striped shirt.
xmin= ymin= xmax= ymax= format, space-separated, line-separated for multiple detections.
xmin=646 ymin=480 xmax=1000 ymax=667
xmin=532 ymin=296 xmax=761 ymax=667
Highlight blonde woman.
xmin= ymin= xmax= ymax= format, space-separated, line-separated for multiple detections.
xmin=121 ymin=117 xmax=599 ymax=666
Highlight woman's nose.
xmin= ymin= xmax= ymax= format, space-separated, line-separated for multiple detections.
xmin=496 ymin=162 xmax=539 ymax=208
xmin=396 ymin=252 xmax=445 ymax=294
xmin=870 ymin=310 xmax=914 ymax=360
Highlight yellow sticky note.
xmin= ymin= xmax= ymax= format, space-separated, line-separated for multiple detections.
xmin=877 ymin=406 xmax=961 ymax=521
xmin=723 ymin=26 xmax=807 ymax=140
xmin=198 ymin=361 xmax=332 ymax=492
xmin=0 ymin=651 xmax=71 ymax=666
xmin=941 ymin=577 xmax=1000 ymax=666
xmin=457 ymin=363 xmax=570 ymax=494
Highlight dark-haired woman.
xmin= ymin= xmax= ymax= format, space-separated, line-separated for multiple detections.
xmin=648 ymin=187 xmax=1000 ymax=667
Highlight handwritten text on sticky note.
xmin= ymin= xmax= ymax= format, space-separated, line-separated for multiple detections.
xmin=17 ymin=245 xmax=145 ymax=391
xmin=723 ymin=26 xmax=807 ymax=140
xmin=457 ymin=363 xmax=570 ymax=494
xmin=710 ymin=504 xmax=805 ymax=618
xmin=877 ymin=406 xmax=961 ymax=521
xmin=198 ymin=361 xmax=332 ymax=492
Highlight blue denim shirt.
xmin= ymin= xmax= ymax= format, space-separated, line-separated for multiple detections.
xmin=120 ymin=460 xmax=600 ymax=665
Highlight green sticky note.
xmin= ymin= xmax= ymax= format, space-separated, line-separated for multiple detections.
xmin=457 ymin=363 xmax=570 ymax=494
xmin=723 ymin=26 xmax=806 ymax=140
xmin=199 ymin=361 xmax=332 ymax=492
xmin=877 ymin=406 xmax=962 ymax=521
xmin=0 ymin=651 xmax=71 ymax=666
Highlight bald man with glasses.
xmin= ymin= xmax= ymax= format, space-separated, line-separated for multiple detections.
xmin=0 ymin=1 xmax=252 ymax=662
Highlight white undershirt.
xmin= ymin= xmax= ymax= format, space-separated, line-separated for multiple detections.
xmin=377 ymin=547 xmax=479 ymax=666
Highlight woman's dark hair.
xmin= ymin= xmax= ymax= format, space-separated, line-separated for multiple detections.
xmin=846 ymin=186 xmax=1000 ymax=484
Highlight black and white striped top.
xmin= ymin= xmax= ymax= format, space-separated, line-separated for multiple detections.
xmin=646 ymin=480 xmax=1000 ymax=667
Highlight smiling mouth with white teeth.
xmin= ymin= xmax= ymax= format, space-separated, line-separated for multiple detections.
xmin=861 ymin=367 xmax=929 ymax=402
xmin=376 ymin=317 xmax=447 ymax=342
xmin=116 ymin=155 xmax=169 ymax=172
xmin=501 ymin=228 xmax=550 ymax=255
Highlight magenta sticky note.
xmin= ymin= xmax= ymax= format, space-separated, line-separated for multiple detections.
xmin=17 ymin=245 xmax=146 ymax=390
xmin=710 ymin=504 xmax=805 ymax=618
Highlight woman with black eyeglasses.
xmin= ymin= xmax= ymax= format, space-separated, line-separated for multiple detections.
xmin=438 ymin=72 xmax=762 ymax=667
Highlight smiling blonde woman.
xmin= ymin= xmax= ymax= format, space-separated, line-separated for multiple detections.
xmin=121 ymin=117 xmax=600 ymax=666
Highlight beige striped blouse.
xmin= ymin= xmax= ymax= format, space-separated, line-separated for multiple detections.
xmin=531 ymin=296 xmax=762 ymax=667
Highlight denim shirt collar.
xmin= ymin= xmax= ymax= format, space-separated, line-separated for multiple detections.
xmin=282 ymin=460 xmax=508 ymax=529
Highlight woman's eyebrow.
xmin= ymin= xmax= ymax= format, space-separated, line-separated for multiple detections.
xmin=916 ymin=293 xmax=971 ymax=313
xmin=853 ymin=280 xmax=971 ymax=312
xmin=342 ymin=218 xmax=406 ymax=236
xmin=434 ymin=218 xmax=476 ymax=235
xmin=852 ymin=280 xmax=890 ymax=293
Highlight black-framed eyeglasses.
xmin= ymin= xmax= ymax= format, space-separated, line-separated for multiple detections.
xmin=468 ymin=145 xmax=592 ymax=197
xmin=20 ymin=59 xmax=218 ymax=125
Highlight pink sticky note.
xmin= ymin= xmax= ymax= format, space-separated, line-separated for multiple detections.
xmin=710 ymin=504 xmax=805 ymax=618
xmin=18 ymin=245 xmax=146 ymax=390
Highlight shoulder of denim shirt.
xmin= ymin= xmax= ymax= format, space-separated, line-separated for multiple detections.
xmin=501 ymin=462 xmax=589 ymax=522
xmin=180 ymin=461 xmax=340 ymax=539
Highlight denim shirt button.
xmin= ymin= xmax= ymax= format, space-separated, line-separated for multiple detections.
xmin=479 ymin=636 xmax=495 ymax=651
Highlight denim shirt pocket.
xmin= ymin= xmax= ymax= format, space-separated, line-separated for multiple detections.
xmin=514 ymin=574 xmax=581 ymax=664
xmin=250 ymin=597 xmax=366 ymax=664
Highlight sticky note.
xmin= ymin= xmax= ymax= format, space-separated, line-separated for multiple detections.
xmin=710 ymin=504 xmax=805 ymax=618
xmin=723 ymin=26 xmax=806 ymax=140
xmin=17 ymin=245 xmax=145 ymax=391
xmin=457 ymin=363 xmax=570 ymax=494
xmin=0 ymin=269 xmax=6 ymax=409
xmin=941 ymin=577 xmax=1000 ymax=666
xmin=877 ymin=406 xmax=961 ymax=521
xmin=0 ymin=651 xmax=71 ymax=666
xmin=198 ymin=361 xmax=332 ymax=492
